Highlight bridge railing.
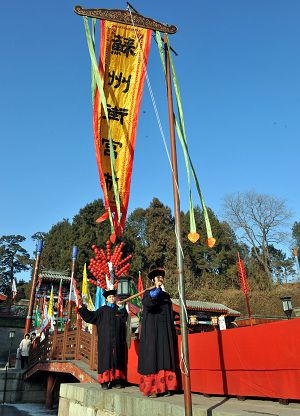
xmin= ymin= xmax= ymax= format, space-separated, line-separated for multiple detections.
xmin=29 ymin=319 xmax=98 ymax=371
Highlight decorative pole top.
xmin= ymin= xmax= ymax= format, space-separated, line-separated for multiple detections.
xmin=72 ymin=246 xmax=78 ymax=260
xmin=37 ymin=240 xmax=43 ymax=255
xmin=74 ymin=6 xmax=177 ymax=34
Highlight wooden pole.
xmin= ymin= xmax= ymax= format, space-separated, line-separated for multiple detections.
xmin=45 ymin=374 xmax=56 ymax=409
xmin=118 ymin=286 xmax=155 ymax=304
xmin=164 ymin=34 xmax=192 ymax=416
xmin=24 ymin=241 xmax=43 ymax=335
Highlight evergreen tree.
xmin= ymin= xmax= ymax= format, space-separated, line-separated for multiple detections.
xmin=40 ymin=219 xmax=73 ymax=271
xmin=0 ymin=235 xmax=31 ymax=295
xmin=71 ymin=199 xmax=111 ymax=279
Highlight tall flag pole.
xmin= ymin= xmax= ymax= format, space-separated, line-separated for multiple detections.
xmin=164 ymin=33 xmax=192 ymax=416
xmin=24 ymin=240 xmax=43 ymax=334
xmin=237 ymin=252 xmax=253 ymax=326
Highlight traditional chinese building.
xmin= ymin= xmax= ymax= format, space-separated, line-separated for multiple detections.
xmin=34 ymin=270 xmax=71 ymax=325
xmin=172 ymin=299 xmax=240 ymax=332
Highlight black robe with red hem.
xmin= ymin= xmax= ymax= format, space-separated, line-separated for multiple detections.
xmin=138 ymin=290 xmax=177 ymax=376
xmin=78 ymin=304 xmax=128 ymax=378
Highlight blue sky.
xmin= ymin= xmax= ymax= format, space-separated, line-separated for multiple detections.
xmin=1 ymin=1 xmax=299 ymax=281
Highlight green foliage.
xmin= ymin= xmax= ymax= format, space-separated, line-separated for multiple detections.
xmin=34 ymin=197 xmax=243 ymax=297
xmin=0 ymin=235 xmax=31 ymax=295
xmin=40 ymin=219 xmax=73 ymax=271
xmin=71 ymin=199 xmax=111 ymax=274
xmin=27 ymin=195 xmax=298 ymax=317
xmin=292 ymin=221 xmax=300 ymax=246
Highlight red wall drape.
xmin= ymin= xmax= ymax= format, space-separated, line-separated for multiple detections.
xmin=127 ymin=319 xmax=300 ymax=399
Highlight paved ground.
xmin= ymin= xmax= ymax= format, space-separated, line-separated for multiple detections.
xmin=0 ymin=404 xmax=57 ymax=416
xmin=0 ymin=405 xmax=30 ymax=416
xmin=189 ymin=393 xmax=300 ymax=415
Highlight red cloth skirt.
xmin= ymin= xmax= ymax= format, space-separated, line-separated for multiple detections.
xmin=139 ymin=370 xmax=177 ymax=396
xmin=97 ymin=369 xmax=126 ymax=384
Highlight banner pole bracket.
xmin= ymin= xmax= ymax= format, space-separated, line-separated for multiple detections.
xmin=74 ymin=6 xmax=177 ymax=34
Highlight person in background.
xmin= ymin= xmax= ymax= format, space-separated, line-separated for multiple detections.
xmin=78 ymin=289 xmax=128 ymax=389
xmin=30 ymin=332 xmax=37 ymax=345
xmin=19 ymin=333 xmax=31 ymax=370
xmin=138 ymin=268 xmax=178 ymax=398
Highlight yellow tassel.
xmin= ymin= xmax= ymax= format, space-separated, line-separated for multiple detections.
xmin=188 ymin=232 xmax=200 ymax=243
xmin=207 ymin=237 xmax=216 ymax=248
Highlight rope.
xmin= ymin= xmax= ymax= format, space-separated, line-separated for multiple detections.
xmin=127 ymin=8 xmax=180 ymax=197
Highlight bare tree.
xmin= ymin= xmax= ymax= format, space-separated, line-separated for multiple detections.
xmin=223 ymin=191 xmax=292 ymax=280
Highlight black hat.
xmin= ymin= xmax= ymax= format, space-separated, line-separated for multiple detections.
xmin=148 ymin=268 xmax=165 ymax=280
xmin=103 ymin=289 xmax=117 ymax=298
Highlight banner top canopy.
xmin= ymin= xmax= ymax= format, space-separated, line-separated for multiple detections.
xmin=74 ymin=6 xmax=177 ymax=34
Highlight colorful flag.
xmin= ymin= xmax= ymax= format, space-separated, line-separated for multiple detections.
xmin=68 ymin=275 xmax=79 ymax=307
xmin=39 ymin=295 xmax=49 ymax=333
xmin=11 ymin=278 xmax=17 ymax=301
xmin=85 ymin=18 xmax=152 ymax=236
xmin=81 ymin=264 xmax=95 ymax=310
xmin=94 ymin=286 xmax=106 ymax=310
xmin=33 ymin=304 xmax=42 ymax=328
xmin=57 ymin=279 xmax=64 ymax=330
xmin=137 ymin=271 xmax=144 ymax=299
xmin=47 ymin=285 xmax=54 ymax=331
xmin=81 ymin=264 xmax=94 ymax=333
xmin=42 ymin=295 xmax=47 ymax=320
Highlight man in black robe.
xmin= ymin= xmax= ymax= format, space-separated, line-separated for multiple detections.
xmin=138 ymin=269 xmax=178 ymax=397
xmin=78 ymin=289 xmax=128 ymax=389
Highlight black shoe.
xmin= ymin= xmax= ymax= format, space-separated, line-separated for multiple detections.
xmin=114 ymin=382 xmax=123 ymax=389
xmin=101 ymin=382 xmax=109 ymax=390
xmin=165 ymin=391 xmax=173 ymax=396
xmin=148 ymin=393 xmax=158 ymax=398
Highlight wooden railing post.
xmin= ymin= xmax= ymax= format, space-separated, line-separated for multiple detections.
xmin=51 ymin=330 xmax=57 ymax=360
xmin=45 ymin=374 xmax=56 ymax=409
xmin=75 ymin=326 xmax=81 ymax=360
xmin=89 ymin=328 xmax=96 ymax=370
xmin=61 ymin=327 xmax=68 ymax=360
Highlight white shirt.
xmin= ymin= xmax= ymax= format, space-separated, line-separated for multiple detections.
xmin=19 ymin=338 xmax=31 ymax=356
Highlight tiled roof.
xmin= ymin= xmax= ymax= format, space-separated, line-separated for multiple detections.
xmin=39 ymin=270 xmax=70 ymax=281
xmin=0 ymin=293 xmax=7 ymax=301
xmin=172 ymin=299 xmax=240 ymax=316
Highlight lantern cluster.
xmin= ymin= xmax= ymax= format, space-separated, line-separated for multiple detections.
xmin=88 ymin=241 xmax=132 ymax=290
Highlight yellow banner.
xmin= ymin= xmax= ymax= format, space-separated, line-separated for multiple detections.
xmin=94 ymin=20 xmax=151 ymax=234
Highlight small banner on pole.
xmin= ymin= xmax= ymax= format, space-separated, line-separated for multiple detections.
xmin=93 ymin=20 xmax=152 ymax=236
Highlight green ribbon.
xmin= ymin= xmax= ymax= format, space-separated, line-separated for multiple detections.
xmin=83 ymin=17 xmax=121 ymax=230
xmin=91 ymin=18 xmax=96 ymax=105
xmin=156 ymin=32 xmax=213 ymax=240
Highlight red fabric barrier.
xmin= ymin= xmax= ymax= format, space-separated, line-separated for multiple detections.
xmin=127 ymin=319 xmax=300 ymax=399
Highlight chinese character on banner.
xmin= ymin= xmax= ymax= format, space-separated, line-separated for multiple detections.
xmin=94 ymin=20 xmax=152 ymax=238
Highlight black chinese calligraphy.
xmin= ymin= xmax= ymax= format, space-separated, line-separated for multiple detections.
xmin=108 ymin=70 xmax=132 ymax=93
xmin=103 ymin=104 xmax=129 ymax=125
xmin=102 ymin=138 xmax=123 ymax=159
xmin=111 ymin=34 xmax=136 ymax=58
xmin=104 ymin=172 xmax=119 ymax=191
